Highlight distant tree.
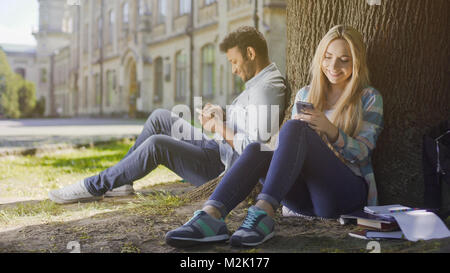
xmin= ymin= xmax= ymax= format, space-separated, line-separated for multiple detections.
xmin=18 ymin=79 xmax=36 ymax=118
xmin=0 ymin=49 xmax=37 ymax=118
xmin=32 ymin=97 xmax=46 ymax=118
xmin=0 ymin=49 xmax=20 ymax=118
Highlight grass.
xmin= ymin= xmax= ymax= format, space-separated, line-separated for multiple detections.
xmin=1 ymin=138 xmax=449 ymax=253
xmin=0 ymin=139 xmax=183 ymax=231
xmin=0 ymin=139 xmax=181 ymax=200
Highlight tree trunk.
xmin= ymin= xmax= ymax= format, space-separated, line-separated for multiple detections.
xmin=184 ymin=0 xmax=449 ymax=207
xmin=286 ymin=0 xmax=450 ymax=206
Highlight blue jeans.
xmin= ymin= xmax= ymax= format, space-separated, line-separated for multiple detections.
xmin=206 ymin=120 xmax=368 ymax=219
xmin=84 ymin=109 xmax=225 ymax=196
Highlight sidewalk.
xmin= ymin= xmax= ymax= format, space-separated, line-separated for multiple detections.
xmin=0 ymin=118 xmax=146 ymax=156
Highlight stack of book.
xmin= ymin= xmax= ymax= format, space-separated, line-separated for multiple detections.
xmin=340 ymin=205 xmax=407 ymax=240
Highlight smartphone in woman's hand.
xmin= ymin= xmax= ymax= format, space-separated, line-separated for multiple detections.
xmin=296 ymin=101 xmax=314 ymax=114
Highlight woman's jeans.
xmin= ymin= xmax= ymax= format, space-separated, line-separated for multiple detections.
xmin=206 ymin=120 xmax=368 ymax=219
xmin=84 ymin=109 xmax=225 ymax=196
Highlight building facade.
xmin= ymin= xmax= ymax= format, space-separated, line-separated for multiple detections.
xmin=4 ymin=0 xmax=287 ymax=118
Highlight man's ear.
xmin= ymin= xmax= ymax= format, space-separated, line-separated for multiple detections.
xmin=246 ymin=47 xmax=256 ymax=61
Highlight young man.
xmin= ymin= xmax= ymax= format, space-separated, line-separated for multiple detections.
xmin=49 ymin=26 xmax=286 ymax=204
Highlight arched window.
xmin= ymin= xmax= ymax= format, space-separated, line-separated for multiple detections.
xmin=201 ymin=44 xmax=215 ymax=98
xmin=154 ymin=57 xmax=163 ymax=102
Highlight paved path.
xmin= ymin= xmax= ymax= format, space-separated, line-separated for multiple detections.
xmin=0 ymin=118 xmax=146 ymax=155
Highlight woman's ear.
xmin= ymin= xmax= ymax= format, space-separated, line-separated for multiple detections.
xmin=246 ymin=46 xmax=256 ymax=61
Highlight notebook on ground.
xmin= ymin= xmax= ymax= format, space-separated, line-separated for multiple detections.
xmin=340 ymin=210 xmax=398 ymax=231
xmin=348 ymin=230 xmax=404 ymax=240
xmin=364 ymin=204 xmax=411 ymax=216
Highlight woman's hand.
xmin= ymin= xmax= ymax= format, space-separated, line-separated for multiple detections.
xmin=293 ymin=109 xmax=339 ymax=143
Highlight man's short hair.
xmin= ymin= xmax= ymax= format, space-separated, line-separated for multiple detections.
xmin=219 ymin=26 xmax=269 ymax=60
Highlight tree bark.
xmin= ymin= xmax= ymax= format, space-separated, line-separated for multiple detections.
xmin=286 ymin=0 xmax=450 ymax=206
xmin=184 ymin=0 xmax=450 ymax=207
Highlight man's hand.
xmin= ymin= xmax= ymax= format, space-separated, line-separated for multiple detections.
xmin=198 ymin=104 xmax=224 ymax=133
xmin=202 ymin=103 xmax=225 ymax=121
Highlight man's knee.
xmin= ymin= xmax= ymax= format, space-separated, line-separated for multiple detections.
xmin=147 ymin=108 xmax=172 ymax=124
xmin=145 ymin=135 xmax=173 ymax=151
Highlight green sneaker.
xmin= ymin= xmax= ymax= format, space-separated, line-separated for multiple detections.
xmin=165 ymin=210 xmax=230 ymax=248
xmin=230 ymin=206 xmax=275 ymax=247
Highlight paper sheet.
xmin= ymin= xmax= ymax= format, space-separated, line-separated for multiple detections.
xmin=391 ymin=210 xmax=450 ymax=241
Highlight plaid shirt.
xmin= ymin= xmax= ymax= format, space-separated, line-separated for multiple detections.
xmin=292 ymin=86 xmax=384 ymax=206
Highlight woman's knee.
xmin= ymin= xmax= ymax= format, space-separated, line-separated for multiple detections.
xmin=243 ymin=142 xmax=264 ymax=155
xmin=283 ymin=119 xmax=309 ymax=132
xmin=314 ymin=207 xmax=339 ymax=219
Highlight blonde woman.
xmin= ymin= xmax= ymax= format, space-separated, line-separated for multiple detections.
xmin=166 ymin=25 xmax=384 ymax=248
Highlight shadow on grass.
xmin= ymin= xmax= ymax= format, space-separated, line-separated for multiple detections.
xmin=11 ymin=142 xmax=132 ymax=175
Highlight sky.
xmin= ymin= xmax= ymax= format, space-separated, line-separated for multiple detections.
xmin=0 ymin=0 xmax=39 ymax=46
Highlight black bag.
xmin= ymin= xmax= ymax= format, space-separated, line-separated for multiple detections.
xmin=423 ymin=119 xmax=450 ymax=218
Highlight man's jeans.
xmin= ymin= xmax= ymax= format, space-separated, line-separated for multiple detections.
xmin=84 ymin=109 xmax=225 ymax=196
xmin=206 ymin=120 xmax=368 ymax=219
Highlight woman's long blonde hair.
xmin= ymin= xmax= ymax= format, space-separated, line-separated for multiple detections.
xmin=308 ymin=25 xmax=370 ymax=138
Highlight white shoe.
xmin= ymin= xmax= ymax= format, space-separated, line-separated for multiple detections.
xmin=49 ymin=180 xmax=103 ymax=204
xmin=104 ymin=184 xmax=135 ymax=197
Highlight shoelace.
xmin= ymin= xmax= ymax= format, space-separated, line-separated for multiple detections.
xmin=241 ymin=208 xmax=262 ymax=229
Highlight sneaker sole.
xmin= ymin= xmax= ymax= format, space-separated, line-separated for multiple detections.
xmin=104 ymin=191 xmax=135 ymax=197
xmin=49 ymin=191 xmax=104 ymax=204
xmin=230 ymin=231 xmax=275 ymax=247
xmin=166 ymin=234 xmax=230 ymax=248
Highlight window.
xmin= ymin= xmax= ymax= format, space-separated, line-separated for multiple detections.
xmin=94 ymin=74 xmax=100 ymax=106
xmin=84 ymin=76 xmax=88 ymax=108
xmin=154 ymin=57 xmax=163 ymax=102
xmin=205 ymin=0 xmax=216 ymax=6
xmin=108 ymin=10 xmax=115 ymax=45
xmin=123 ymin=2 xmax=129 ymax=25
xmin=201 ymin=44 xmax=216 ymax=97
xmin=175 ymin=52 xmax=187 ymax=100
xmin=40 ymin=68 xmax=47 ymax=83
xmin=157 ymin=0 xmax=166 ymax=24
xmin=179 ymin=0 xmax=191 ymax=15
xmin=97 ymin=17 xmax=103 ymax=49
xmin=139 ymin=0 xmax=147 ymax=16
xmin=15 ymin=68 xmax=26 ymax=79
xmin=106 ymin=70 xmax=116 ymax=107
xmin=83 ymin=23 xmax=89 ymax=52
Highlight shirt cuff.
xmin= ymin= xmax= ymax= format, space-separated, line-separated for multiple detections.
xmin=332 ymin=128 xmax=346 ymax=149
